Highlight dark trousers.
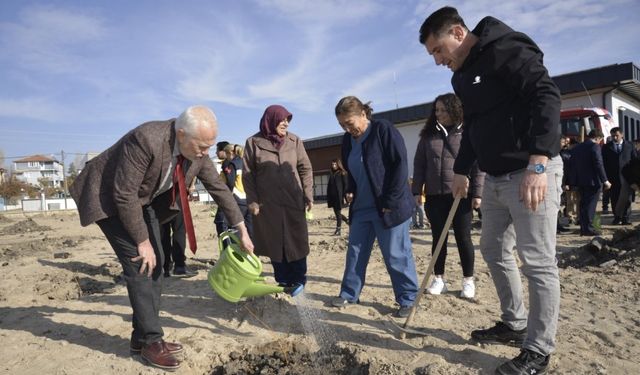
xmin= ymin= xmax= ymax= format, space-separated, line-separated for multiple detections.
xmin=97 ymin=205 xmax=164 ymax=345
xmin=237 ymin=200 xmax=253 ymax=238
xmin=215 ymin=199 xmax=253 ymax=238
xmin=272 ymin=255 xmax=307 ymax=286
xmin=214 ymin=207 xmax=228 ymax=235
xmin=333 ymin=206 xmax=343 ymax=228
xmin=425 ymin=194 xmax=475 ymax=277
xmin=578 ymin=186 xmax=601 ymax=234
xmin=161 ymin=212 xmax=186 ymax=270
xmin=610 ymin=182 xmax=632 ymax=221
xmin=602 ymin=189 xmax=610 ymax=210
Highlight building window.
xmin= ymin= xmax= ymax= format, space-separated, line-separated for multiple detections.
xmin=621 ymin=111 xmax=640 ymax=141
xmin=313 ymin=174 xmax=330 ymax=200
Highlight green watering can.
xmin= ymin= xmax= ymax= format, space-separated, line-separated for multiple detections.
xmin=208 ymin=231 xmax=303 ymax=302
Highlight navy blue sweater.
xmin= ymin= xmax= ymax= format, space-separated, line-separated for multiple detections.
xmin=341 ymin=119 xmax=414 ymax=228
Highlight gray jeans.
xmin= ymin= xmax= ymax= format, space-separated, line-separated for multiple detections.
xmin=480 ymin=156 xmax=562 ymax=355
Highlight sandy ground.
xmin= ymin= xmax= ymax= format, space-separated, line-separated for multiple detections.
xmin=1 ymin=202 xmax=639 ymax=375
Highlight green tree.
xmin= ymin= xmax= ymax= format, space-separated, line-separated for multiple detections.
xmin=0 ymin=176 xmax=29 ymax=204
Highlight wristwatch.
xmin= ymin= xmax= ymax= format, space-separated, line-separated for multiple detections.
xmin=526 ymin=163 xmax=546 ymax=174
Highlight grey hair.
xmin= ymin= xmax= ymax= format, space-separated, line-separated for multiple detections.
xmin=175 ymin=105 xmax=217 ymax=136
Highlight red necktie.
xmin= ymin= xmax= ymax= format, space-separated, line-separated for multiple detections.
xmin=173 ymin=155 xmax=197 ymax=254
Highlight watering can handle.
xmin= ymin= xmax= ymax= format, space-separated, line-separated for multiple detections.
xmin=218 ymin=230 xmax=261 ymax=269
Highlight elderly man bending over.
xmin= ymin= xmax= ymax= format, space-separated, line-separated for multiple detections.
xmin=70 ymin=105 xmax=253 ymax=370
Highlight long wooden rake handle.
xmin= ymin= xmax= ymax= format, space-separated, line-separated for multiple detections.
xmin=400 ymin=196 xmax=461 ymax=339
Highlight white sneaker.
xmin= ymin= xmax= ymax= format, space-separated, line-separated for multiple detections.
xmin=426 ymin=277 xmax=447 ymax=295
xmin=460 ymin=278 xmax=475 ymax=299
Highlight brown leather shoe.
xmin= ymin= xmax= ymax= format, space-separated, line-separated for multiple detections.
xmin=131 ymin=339 xmax=184 ymax=354
xmin=140 ymin=341 xmax=181 ymax=370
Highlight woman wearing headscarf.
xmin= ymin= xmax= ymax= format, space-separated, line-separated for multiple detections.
xmin=243 ymin=105 xmax=313 ymax=288
xmin=412 ymin=93 xmax=484 ymax=299
xmin=331 ymin=96 xmax=419 ymax=318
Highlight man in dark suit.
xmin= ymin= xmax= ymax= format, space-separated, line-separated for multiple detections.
xmin=567 ymin=129 xmax=611 ymax=236
xmin=70 ymin=105 xmax=254 ymax=370
xmin=602 ymin=127 xmax=638 ymax=225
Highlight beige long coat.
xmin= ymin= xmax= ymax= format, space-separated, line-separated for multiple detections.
xmin=243 ymin=132 xmax=313 ymax=262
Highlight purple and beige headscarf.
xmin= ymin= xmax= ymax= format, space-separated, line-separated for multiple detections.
xmin=259 ymin=104 xmax=292 ymax=150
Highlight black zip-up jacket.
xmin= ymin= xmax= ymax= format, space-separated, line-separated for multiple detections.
xmin=413 ymin=125 xmax=484 ymax=198
xmin=452 ymin=17 xmax=561 ymax=177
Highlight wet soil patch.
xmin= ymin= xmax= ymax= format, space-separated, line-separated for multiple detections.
xmin=33 ymin=261 xmax=123 ymax=300
xmin=0 ymin=218 xmax=51 ymax=235
xmin=558 ymin=226 xmax=640 ymax=269
xmin=211 ymin=340 xmax=402 ymax=375
xmin=1 ymin=236 xmax=88 ymax=262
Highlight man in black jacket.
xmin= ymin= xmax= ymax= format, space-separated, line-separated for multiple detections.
xmin=419 ymin=7 xmax=562 ymax=375
xmin=567 ymin=130 xmax=611 ymax=235
xmin=602 ymin=127 xmax=637 ymax=225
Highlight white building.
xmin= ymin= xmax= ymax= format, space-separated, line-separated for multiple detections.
xmin=12 ymin=155 xmax=64 ymax=188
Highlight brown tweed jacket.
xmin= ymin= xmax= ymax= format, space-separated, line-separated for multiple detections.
xmin=70 ymin=119 xmax=243 ymax=245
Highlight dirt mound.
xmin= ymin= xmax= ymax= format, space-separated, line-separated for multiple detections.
xmin=558 ymin=226 xmax=640 ymax=268
xmin=211 ymin=340 xmax=403 ymax=375
xmin=0 ymin=218 xmax=51 ymax=235
xmin=312 ymin=237 xmax=349 ymax=254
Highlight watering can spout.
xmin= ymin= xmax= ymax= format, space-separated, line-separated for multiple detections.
xmin=243 ymin=281 xmax=284 ymax=298
xmin=243 ymin=281 xmax=304 ymax=298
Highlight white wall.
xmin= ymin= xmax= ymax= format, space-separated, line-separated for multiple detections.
xmin=396 ymin=120 xmax=424 ymax=178
xmin=21 ymin=198 xmax=77 ymax=212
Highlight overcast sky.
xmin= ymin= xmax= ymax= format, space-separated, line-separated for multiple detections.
xmin=1 ymin=0 xmax=639 ymax=166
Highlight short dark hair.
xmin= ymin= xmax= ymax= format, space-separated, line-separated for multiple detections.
xmin=588 ymin=129 xmax=604 ymax=139
xmin=610 ymin=127 xmax=622 ymax=135
xmin=216 ymin=141 xmax=229 ymax=152
xmin=419 ymin=6 xmax=467 ymax=44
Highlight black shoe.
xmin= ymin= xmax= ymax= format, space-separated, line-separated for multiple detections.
xmin=172 ymin=266 xmax=197 ymax=278
xmin=612 ymin=217 xmax=622 ymax=225
xmin=163 ymin=269 xmax=171 ymax=278
xmin=333 ymin=227 xmax=341 ymax=236
xmin=395 ymin=305 xmax=413 ymax=318
xmin=602 ymin=208 xmax=609 ymax=214
xmin=471 ymin=322 xmax=526 ymax=347
xmin=621 ymin=220 xmax=632 ymax=225
xmin=495 ymin=349 xmax=550 ymax=375
xmin=556 ymin=225 xmax=570 ymax=233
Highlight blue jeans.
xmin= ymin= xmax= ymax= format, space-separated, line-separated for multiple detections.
xmin=338 ymin=213 xmax=418 ymax=307
xmin=480 ymin=156 xmax=562 ymax=355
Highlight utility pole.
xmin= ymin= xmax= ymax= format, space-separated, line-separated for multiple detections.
xmin=61 ymin=150 xmax=68 ymax=209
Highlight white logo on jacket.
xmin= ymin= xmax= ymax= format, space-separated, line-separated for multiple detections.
xmin=472 ymin=76 xmax=481 ymax=85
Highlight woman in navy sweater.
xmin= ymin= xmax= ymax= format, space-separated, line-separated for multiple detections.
xmin=330 ymin=96 xmax=419 ymax=318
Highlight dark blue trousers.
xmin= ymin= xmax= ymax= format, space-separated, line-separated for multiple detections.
xmin=272 ymin=255 xmax=307 ymax=286
xmin=578 ymin=186 xmax=601 ymax=234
